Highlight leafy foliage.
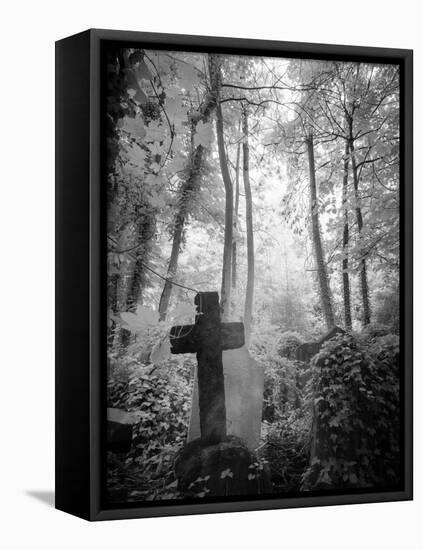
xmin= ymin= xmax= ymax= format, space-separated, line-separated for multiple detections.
xmin=252 ymin=328 xmax=313 ymax=492
xmin=301 ymin=334 xmax=400 ymax=490
xmin=262 ymin=406 xmax=312 ymax=493
xmin=107 ymin=350 xmax=193 ymax=502
xmin=276 ymin=331 xmax=304 ymax=359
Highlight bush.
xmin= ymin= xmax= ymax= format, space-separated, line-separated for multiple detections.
xmin=301 ymin=333 xmax=400 ymax=491
xmin=276 ymin=331 xmax=304 ymax=359
xmin=250 ymin=326 xmax=311 ymax=493
xmin=107 ymin=352 xmax=194 ymax=502
xmin=260 ymin=355 xmax=306 ymax=423
xmin=262 ymin=405 xmax=312 ymax=492
xmin=359 ymin=322 xmax=392 ymax=340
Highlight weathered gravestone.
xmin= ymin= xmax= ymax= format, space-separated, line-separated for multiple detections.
xmin=296 ymin=325 xmax=345 ymax=363
xmin=170 ymin=292 xmax=271 ymax=497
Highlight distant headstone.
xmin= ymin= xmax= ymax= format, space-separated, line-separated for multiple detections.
xmin=188 ymin=346 xmax=264 ymax=450
xmin=296 ymin=326 xmax=345 ymax=362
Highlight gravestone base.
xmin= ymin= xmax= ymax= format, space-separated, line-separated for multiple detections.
xmin=175 ymin=436 xmax=272 ymax=498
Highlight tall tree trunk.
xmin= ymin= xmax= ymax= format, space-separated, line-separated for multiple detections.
xmin=349 ymin=136 xmax=371 ymax=326
xmin=158 ymin=141 xmax=205 ymax=321
xmin=158 ymin=223 xmax=182 ymax=321
xmin=114 ymin=192 xmax=157 ymax=351
xmin=112 ymin=203 xmax=156 ymax=348
xmin=106 ymin=47 xmax=132 ymax=342
xmin=124 ymin=205 xmax=156 ymax=312
xmin=306 ymin=133 xmax=335 ymax=330
xmin=242 ymin=106 xmax=255 ymax=345
xmin=107 ymin=47 xmax=160 ymax=345
xmin=342 ymin=140 xmax=352 ymax=331
xmin=158 ymin=94 xmax=218 ymax=321
xmin=283 ymin=245 xmax=293 ymax=328
xmin=110 ymin=202 xmax=138 ymax=350
xmin=232 ymin=141 xmax=241 ymax=289
xmin=208 ymin=55 xmax=233 ymax=321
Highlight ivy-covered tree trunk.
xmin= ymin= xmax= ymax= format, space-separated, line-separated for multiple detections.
xmin=106 ymin=46 xmax=161 ymax=348
xmin=124 ymin=205 xmax=156 ymax=312
xmin=158 ymin=216 xmax=184 ymax=322
xmin=115 ymin=207 xmax=156 ymax=348
xmin=108 ymin=216 xmax=129 ymax=321
xmin=158 ymin=139 xmax=205 ymax=321
xmin=306 ymin=132 xmax=335 ymax=329
xmin=342 ymin=140 xmax=352 ymax=331
xmin=242 ymin=106 xmax=255 ymax=345
xmin=158 ymin=99 xmax=218 ymax=321
xmin=106 ymin=47 xmax=133 ymax=323
xmin=208 ymin=55 xmax=233 ymax=321
xmin=349 ymin=136 xmax=371 ymax=326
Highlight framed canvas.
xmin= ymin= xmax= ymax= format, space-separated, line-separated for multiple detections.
xmin=55 ymin=29 xmax=413 ymax=521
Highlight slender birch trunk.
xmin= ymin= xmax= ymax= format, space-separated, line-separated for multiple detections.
xmin=306 ymin=132 xmax=335 ymax=329
xmin=208 ymin=54 xmax=233 ymax=321
xmin=242 ymin=106 xmax=255 ymax=345
xmin=349 ymin=135 xmax=371 ymax=326
xmin=342 ymin=140 xmax=352 ymax=331
xmin=232 ymin=141 xmax=241 ymax=289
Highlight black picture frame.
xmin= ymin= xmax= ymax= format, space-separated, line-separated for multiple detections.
xmin=55 ymin=28 xmax=413 ymax=521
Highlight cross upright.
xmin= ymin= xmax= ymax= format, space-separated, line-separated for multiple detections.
xmin=170 ymin=292 xmax=245 ymax=446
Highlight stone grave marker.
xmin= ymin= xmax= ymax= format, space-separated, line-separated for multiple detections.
xmin=296 ymin=325 xmax=345 ymax=362
xmin=170 ymin=291 xmax=244 ymax=445
xmin=169 ymin=291 xmax=271 ymax=496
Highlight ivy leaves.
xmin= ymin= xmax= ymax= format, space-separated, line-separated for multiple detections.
xmin=301 ymin=334 xmax=400 ymax=491
xmin=107 ymin=357 xmax=193 ymax=502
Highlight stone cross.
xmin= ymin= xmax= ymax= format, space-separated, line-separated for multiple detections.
xmin=170 ymin=291 xmax=244 ymax=446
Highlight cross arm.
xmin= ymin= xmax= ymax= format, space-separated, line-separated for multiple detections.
xmin=170 ymin=324 xmax=197 ymax=354
xmin=170 ymin=321 xmax=245 ymax=355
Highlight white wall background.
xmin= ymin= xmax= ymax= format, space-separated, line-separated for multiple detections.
xmin=0 ymin=1 xmax=420 ymax=548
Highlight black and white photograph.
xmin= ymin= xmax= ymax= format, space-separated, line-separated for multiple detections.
xmin=105 ymin=44 xmax=403 ymax=505
xmin=2 ymin=0 xmax=421 ymax=541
